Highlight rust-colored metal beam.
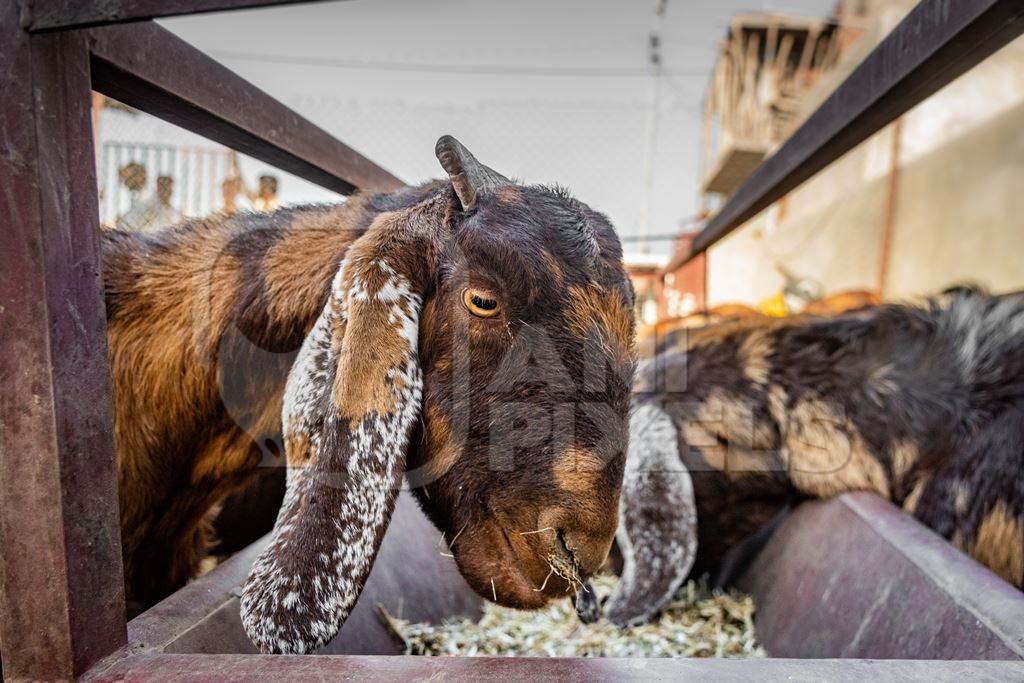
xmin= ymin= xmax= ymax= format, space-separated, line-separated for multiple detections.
xmin=25 ymin=0 xmax=337 ymax=32
xmin=738 ymin=493 xmax=1024 ymax=660
xmin=0 ymin=12 xmax=127 ymax=680
xmin=683 ymin=0 xmax=1024 ymax=264
xmin=84 ymin=652 xmax=1024 ymax=681
xmin=877 ymin=118 xmax=902 ymax=295
xmin=88 ymin=22 xmax=404 ymax=196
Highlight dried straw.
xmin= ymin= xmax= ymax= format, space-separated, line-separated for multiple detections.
xmin=546 ymin=553 xmax=584 ymax=594
xmin=382 ymin=574 xmax=765 ymax=658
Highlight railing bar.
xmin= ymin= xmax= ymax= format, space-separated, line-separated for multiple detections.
xmin=28 ymin=0 xmax=339 ymax=32
xmin=676 ymin=0 xmax=1024 ymax=268
xmin=0 ymin=23 xmax=127 ymax=680
xmin=87 ymin=21 xmax=402 ymax=197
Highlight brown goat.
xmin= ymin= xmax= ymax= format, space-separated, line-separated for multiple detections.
xmin=102 ymin=137 xmax=635 ymax=651
xmin=803 ymin=289 xmax=881 ymax=316
xmin=606 ymin=289 xmax=1024 ymax=625
xmin=648 ymin=292 xmax=880 ymax=358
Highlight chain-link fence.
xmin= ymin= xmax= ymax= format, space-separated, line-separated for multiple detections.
xmin=91 ymin=82 xmax=702 ymax=246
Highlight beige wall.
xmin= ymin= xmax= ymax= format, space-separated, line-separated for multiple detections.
xmin=706 ymin=35 xmax=1024 ymax=307
xmin=706 ymin=124 xmax=892 ymax=306
xmin=885 ymin=38 xmax=1024 ymax=297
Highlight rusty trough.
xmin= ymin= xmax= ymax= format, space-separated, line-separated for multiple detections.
xmin=3 ymin=0 xmax=1024 ymax=680
xmin=79 ymin=490 xmax=1024 ymax=679
xmin=116 ymin=491 xmax=1024 ymax=660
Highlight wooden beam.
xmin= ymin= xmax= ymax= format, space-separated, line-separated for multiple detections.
xmin=0 ymin=10 xmax=127 ymax=679
xmin=26 ymin=0 xmax=337 ymax=32
xmin=684 ymin=0 xmax=1024 ymax=263
xmin=88 ymin=22 xmax=403 ymax=195
xmin=87 ymin=653 xmax=1024 ymax=680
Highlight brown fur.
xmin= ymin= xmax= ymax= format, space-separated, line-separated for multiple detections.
xmin=970 ymin=504 xmax=1024 ymax=586
xmin=649 ymin=290 xmax=879 ymax=359
xmin=901 ymin=476 xmax=928 ymax=515
xmin=105 ymin=177 xmax=636 ymax=614
xmin=104 ymin=204 xmax=363 ymax=611
xmin=739 ymin=327 xmax=774 ymax=386
xmin=642 ymin=292 xmax=1024 ymax=589
xmin=566 ymin=286 xmax=634 ymax=354
xmin=331 ymin=288 xmax=410 ymax=420
xmin=783 ymin=396 xmax=892 ymax=499
xmin=553 ymin=447 xmax=607 ymax=493
xmin=889 ymin=440 xmax=920 ymax=483
xmin=414 ymin=402 xmax=459 ymax=485
xmin=803 ymin=290 xmax=881 ymax=316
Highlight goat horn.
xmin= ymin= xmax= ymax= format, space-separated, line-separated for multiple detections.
xmin=435 ymin=135 xmax=510 ymax=212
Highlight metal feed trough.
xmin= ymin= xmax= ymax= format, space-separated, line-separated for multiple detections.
xmin=1 ymin=1 xmax=1023 ymax=680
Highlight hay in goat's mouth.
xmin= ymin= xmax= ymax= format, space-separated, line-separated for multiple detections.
xmin=379 ymin=574 xmax=765 ymax=658
xmin=546 ymin=552 xmax=583 ymax=594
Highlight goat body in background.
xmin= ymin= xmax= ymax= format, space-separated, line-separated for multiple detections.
xmin=607 ymin=291 xmax=1024 ymax=625
xmin=103 ymin=137 xmax=636 ymax=653
xmin=646 ymin=290 xmax=880 ymax=358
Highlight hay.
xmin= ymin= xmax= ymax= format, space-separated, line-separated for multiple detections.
xmin=545 ymin=552 xmax=584 ymax=594
xmin=382 ymin=574 xmax=765 ymax=658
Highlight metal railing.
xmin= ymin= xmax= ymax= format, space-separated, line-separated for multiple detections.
xmin=0 ymin=2 xmax=395 ymax=679
xmin=2 ymin=0 xmax=1023 ymax=679
xmin=672 ymin=0 xmax=1024 ymax=269
xmin=97 ymin=142 xmax=233 ymax=224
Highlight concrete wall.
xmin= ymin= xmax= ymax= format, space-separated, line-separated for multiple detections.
xmin=705 ymin=32 xmax=1024 ymax=307
xmin=706 ymin=123 xmax=892 ymax=306
xmin=885 ymin=58 xmax=1024 ymax=297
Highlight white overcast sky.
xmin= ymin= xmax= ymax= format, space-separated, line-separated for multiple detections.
xmin=162 ymin=0 xmax=835 ymax=254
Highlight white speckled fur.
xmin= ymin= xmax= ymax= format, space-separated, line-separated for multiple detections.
xmin=605 ymin=402 xmax=698 ymax=626
xmin=241 ymin=256 xmax=424 ymax=654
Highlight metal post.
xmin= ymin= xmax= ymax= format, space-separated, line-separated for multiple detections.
xmin=877 ymin=117 xmax=902 ymax=296
xmin=0 ymin=5 xmax=127 ymax=678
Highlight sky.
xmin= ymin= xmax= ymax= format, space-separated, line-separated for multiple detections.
xmin=159 ymin=0 xmax=836 ymax=255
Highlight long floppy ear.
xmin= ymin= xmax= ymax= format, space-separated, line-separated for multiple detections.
xmin=240 ymin=197 xmax=447 ymax=654
xmin=604 ymin=403 xmax=698 ymax=627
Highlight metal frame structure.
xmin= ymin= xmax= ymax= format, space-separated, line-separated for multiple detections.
xmin=1 ymin=2 xmax=395 ymax=679
xmin=1 ymin=1 xmax=1023 ymax=679
xmin=676 ymin=0 xmax=1024 ymax=265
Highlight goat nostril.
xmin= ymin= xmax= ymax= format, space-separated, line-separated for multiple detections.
xmin=555 ymin=528 xmax=577 ymax=564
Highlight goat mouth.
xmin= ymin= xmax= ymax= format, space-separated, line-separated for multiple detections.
xmin=446 ymin=521 xmax=554 ymax=608
xmin=449 ymin=510 xmax=596 ymax=608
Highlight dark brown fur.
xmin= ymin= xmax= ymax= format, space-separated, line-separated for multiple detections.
xmin=640 ymin=290 xmax=1024 ymax=588
xmin=103 ymin=180 xmax=636 ymax=613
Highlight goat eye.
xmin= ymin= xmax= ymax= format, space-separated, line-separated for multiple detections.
xmin=462 ymin=288 xmax=501 ymax=318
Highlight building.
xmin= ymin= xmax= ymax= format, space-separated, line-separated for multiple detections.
xmin=665 ymin=0 xmax=1024 ymax=318
xmin=624 ymin=251 xmax=670 ymax=331
xmin=699 ymin=13 xmax=841 ymax=202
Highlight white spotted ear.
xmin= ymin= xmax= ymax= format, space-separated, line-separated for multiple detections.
xmin=604 ymin=403 xmax=698 ymax=627
xmin=241 ymin=201 xmax=444 ymax=654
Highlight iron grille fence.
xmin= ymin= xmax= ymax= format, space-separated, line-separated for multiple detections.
xmin=97 ymin=141 xmax=233 ymax=225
